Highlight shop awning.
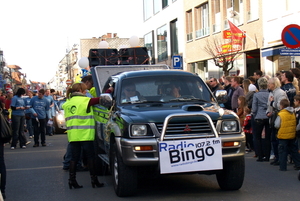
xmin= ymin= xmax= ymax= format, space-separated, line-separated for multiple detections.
xmin=261 ymin=45 xmax=285 ymax=57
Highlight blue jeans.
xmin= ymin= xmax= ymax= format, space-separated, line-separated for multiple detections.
xmin=63 ymin=143 xmax=83 ymax=169
xmin=278 ymin=139 xmax=300 ymax=170
xmin=271 ymin=128 xmax=279 ymax=161
xmin=25 ymin=117 xmax=34 ymax=137
xmin=11 ymin=115 xmax=26 ymax=148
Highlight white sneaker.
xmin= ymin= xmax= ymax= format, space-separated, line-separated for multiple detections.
xmin=22 ymin=146 xmax=26 ymax=149
xmin=29 ymin=136 xmax=33 ymax=139
xmin=10 ymin=147 xmax=15 ymax=150
xmin=270 ymin=155 xmax=275 ymax=160
xmin=26 ymin=141 xmax=31 ymax=145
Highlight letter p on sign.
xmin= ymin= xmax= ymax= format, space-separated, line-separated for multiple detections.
xmin=172 ymin=55 xmax=182 ymax=69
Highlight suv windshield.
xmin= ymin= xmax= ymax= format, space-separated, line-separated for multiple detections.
xmin=119 ymin=75 xmax=213 ymax=104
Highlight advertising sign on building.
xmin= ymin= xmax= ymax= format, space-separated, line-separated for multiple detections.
xmin=279 ymin=47 xmax=300 ymax=56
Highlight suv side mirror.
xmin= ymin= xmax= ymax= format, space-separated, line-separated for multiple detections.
xmin=215 ymin=90 xmax=228 ymax=104
xmin=99 ymin=93 xmax=113 ymax=109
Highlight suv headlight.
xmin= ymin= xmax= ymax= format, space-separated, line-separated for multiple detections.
xmin=131 ymin=125 xmax=147 ymax=136
xmin=221 ymin=120 xmax=238 ymax=132
xmin=57 ymin=114 xmax=64 ymax=121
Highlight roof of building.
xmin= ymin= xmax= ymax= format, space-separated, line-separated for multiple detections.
xmin=7 ymin=65 xmax=22 ymax=69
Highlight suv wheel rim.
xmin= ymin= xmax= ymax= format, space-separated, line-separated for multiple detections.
xmin=114 ymin=155 xmax=118 ymax=184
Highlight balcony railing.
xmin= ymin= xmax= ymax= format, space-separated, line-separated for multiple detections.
xmin=195 ymin=27 xmax=210 ymax=38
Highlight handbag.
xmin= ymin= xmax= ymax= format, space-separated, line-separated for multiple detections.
xmin=0 ymin=109 xmax=12 ymax=143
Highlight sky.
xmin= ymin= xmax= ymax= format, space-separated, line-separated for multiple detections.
xmin=0 ymin=0 xmax=144 ymax=83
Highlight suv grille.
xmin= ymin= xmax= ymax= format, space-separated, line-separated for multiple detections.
xmin=156 ymin=121 xmax=217 ymax=139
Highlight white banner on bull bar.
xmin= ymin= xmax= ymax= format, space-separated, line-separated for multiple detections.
xmin=159 ymin=138 xmax=223 ymax=174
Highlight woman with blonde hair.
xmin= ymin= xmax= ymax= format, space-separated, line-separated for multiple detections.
xmin=266 ymin=77 xmax=288 ymax=165
xmin=292 ymin=77 xmax=299 ymax=93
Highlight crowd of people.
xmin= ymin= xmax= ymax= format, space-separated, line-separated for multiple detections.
xmin=208 ymin=69 xmax=300 ymax=179
xmin=0 ymin=87 xmax=59 ymax=199
xmin=2 ymin=68 xmax=300 ymax=198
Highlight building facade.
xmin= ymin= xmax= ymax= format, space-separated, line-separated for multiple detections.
xmin=184 ymin=0 xmax=263 ymax=80
xmin=143 ymin=0 xmax=265 ymax=80
xmin=142 ymin=0 xmax=185 ymax=68
xmin=262 ymin=0 xmax=300 ymax=76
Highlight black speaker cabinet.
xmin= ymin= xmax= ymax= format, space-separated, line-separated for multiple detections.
xmin=88 ymin=48 xmax=119 ymax=67
xmin=119 ymin=47 xmax=150 ymax=65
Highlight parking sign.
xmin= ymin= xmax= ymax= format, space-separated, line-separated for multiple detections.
xmin=172 ymin=55 xmax=182 ymax=69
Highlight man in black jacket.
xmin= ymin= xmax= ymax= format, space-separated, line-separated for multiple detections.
xmin=281 ymin=71 xmax=296 ymax=107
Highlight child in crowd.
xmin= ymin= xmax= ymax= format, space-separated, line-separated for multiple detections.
xmin=237 ymin=96 xmax=246 ymax=127
xmin=274 ymin=99 xmax=300 ymax=171
xmin=243 ymin=106 xmax=254 ymax=153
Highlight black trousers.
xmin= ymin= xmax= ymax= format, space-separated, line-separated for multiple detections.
xmin=0 ymin=142 xmax=6 ymax=194
xmin=69 ymin=141 xmax=95 ymax=162
xmin=32 ymin=118 xmax=46 ymax=145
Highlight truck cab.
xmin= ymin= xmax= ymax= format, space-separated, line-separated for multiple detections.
xmin=90 ymin=64 xmax=245 ymax=197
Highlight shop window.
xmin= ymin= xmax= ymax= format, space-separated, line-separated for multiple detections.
xmin=144 ymin=31 xmax=155 ymax=64
xmin=157 ymin=25 xmax=168 ymax=62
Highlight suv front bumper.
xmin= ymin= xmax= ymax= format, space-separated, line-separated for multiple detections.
xmin=117 ymin=133 xmax=245 ymax=166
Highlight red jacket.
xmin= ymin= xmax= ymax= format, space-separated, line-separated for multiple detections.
xmin=243 ymin=114 xmax=252 ymax=134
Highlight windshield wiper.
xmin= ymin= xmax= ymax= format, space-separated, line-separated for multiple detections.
xmin=122 ymin=100 xmax=162 ymax=104
xmin=169 ymin=98 xmax=210 ymax=103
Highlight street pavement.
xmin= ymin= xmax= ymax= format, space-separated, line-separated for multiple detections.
xmin=3 ymin=134 xmax=300 ymax=201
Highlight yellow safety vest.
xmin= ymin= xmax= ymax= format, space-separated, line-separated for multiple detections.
xmin=63 ymin=96 xmax=95 ymax=142
xmin=89 ymin=87 xmax=97 ymax=98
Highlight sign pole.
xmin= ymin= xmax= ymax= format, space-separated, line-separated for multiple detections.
xmin=291 ymin=56 xmax=295 ymax=68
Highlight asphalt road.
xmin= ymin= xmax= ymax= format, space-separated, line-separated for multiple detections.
xmin=3 ymin=134 xmax=300 ymax=201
